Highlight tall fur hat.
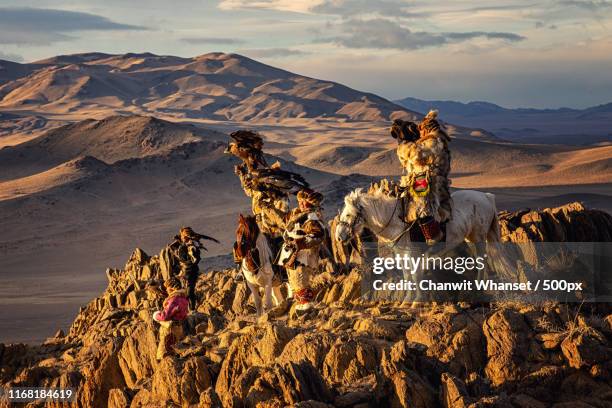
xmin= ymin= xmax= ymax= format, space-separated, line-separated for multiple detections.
xmin=419 ymin=110 xmax=441 ymax=134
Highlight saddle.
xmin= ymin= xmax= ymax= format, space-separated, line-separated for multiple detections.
xmin=398 ymin=194 xmax=447 ymax=243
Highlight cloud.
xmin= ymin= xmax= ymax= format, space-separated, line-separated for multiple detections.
xmin=311 ymin=0 xmax=423 ymax=18
xmin=0 ymin=51 xmax=24 ymax=62
xmin=218 ymin=0 xmax=425 ymax=17
xmin=239 ymin=48 xmax=310 ymax=58
xmin=0 ymin=7 xmax=145 ymax=45
xmin=445 ymin=32 xmax=526 ymax=41
xmin=217 ymin=0 xmax=322 ymax=13
xmin=324 ymin=18 xmax=525 ymax=50
xmin=181 ymin=37 xmax=246 ymax=45
xmin=559 ymin=0 xmax=612 ymax=11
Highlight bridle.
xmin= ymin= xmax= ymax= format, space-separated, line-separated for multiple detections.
xmin=339 ymin=195 xmax=415 ymax=248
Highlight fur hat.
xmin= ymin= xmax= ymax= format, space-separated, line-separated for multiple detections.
xmin=164 ymin=277 xmax=182 ymax=292
xmin=297 ymin=188 xmax=323 ymax=207
xmin=419 ymin=110 xmax=441 ymax=134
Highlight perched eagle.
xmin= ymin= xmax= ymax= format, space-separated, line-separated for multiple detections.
xmin=390 ymin=119 xmax=420 ymax=144
xmin=250 ymin=166 xmax=310 ymax=197
xmin=225 ymin=130 xmax=268 ymax=171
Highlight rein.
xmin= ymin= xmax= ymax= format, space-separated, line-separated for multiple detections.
xmin=342 ymin=194 xmax=416 ymax=249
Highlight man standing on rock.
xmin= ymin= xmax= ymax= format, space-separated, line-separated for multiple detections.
xmin=392 ymin=110 xmax=452 ymax=244
xmin=170 ymin=226 xmax=219 ymax=312
xmin=279 ymin=188 xmax=325 ymax=313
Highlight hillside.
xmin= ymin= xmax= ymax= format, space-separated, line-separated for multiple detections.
xmin=0 ymin=115 xmax=227 ymax=182
xmin=0 ymin=115 xmax=610 ymax=343
xmin=0 ymin=116 xmax=339 ymax=345
xmin=0 ymin=52 xmax=415 ymax=122
xmin=1 ymin=203 xmax=611 ymax=407
xmin=395 ymin=97 xmax=612 ymax=145
xmin=0 ymin=51 xmax=611 ymax=346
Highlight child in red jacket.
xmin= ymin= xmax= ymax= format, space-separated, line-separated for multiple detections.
xmin=153 ymin=278 xmax=189 ymax=360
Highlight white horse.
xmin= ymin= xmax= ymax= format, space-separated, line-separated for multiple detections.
xmin=236 ymin=215 xmax=285 ymax=316
xmin=336 ymin=188 xmax=502 ymax=245
xmin=335 ymin=188 xmax=510 ymax=302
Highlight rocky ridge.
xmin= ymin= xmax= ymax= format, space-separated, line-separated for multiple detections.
xmin=1 ymin=202 xmax=612 ymax=408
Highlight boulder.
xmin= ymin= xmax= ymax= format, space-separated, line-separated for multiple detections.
xmin=151 ymin=355 xmax=212 ymax=406
xmin=561 ymin=327 xmax=611 ymax=369
xmin=482 ymin=308 xmax=530 ymax=386
xmin=117 ymin=322 xmax=158 ymax=388
xmin=376 ymin=341 xmax=437 ymax=408
xmin=353 ymin=317 xmax=404 ymax=340
xmin=440 ymin=373 xmax=472 ymax=408
xmin=278 ymin=332 xmax=335 ymax=370
xmin=322 ymin=338 xmax=377 ymax=385
xmin=108 ymin=388 xmax=132 ymax=408
xmin=406 ymin=307 xmax=486 ymax=377
xmin=78 ymin=338 xmax=126 ymax=408
xmin=251 ymin=323 xmax=297 ymax=366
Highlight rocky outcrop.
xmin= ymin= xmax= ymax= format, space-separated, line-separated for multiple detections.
xmin=499 ymin=202 xmax=612 ymax=242
xmin=1 ymin=203 xmax=612 ymax=407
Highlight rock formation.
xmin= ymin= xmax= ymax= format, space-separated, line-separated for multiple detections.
xmin=1 ymin=203 xmax=611 ymax=407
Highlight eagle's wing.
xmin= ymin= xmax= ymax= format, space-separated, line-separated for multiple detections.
xmin=252 ymin=168 xmax=309 ymax=195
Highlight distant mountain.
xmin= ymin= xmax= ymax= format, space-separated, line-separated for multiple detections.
xmin=0 ymin=115 xmax=226 ymax=182
xmin=0 ymin=59 xmax=40 ymax=84
xmin=0 ymin=52 xmax=416 ymax=122
xmin=395 ymin=97 xmax=612 ymax=145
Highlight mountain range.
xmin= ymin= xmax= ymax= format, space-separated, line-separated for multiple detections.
xmin=395 ymin=97 xmax=612 ymax=145
xmin=0 ymin=52 xmax=414 ymax=122
xmin=0 ymin=52 xmax=611 ymax=342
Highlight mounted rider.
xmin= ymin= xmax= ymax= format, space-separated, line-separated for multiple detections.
xmin=392 ymin=110 xmax=452 ymax=244
xmin=279 ymin=188 xmax=325 ymax=311
xmin=235 ymin=163 xmax=290 ymax=239
xmin=233 ymin=163 xmax=290 ymax=268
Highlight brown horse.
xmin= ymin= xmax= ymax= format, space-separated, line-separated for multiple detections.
xmin=235 ymin=214 xmax=284 ymax=316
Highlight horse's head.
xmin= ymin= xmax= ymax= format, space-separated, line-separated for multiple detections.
xmin=335 ymin=188 xmax=366 ymax=243
xmin=235 ymin=214 xmax=259 ymax=258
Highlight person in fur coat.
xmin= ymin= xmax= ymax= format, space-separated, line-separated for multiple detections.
xmin=392 ymin=110 xmax=452 ymax=244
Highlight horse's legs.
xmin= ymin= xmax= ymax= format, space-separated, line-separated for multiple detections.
xmin=263 ymin=284 xmax=274 ymax=311
xmin=272 ymin=285 xmax=284 ymax=305
xmin=247 ymin=280 xmax=263 ymax=317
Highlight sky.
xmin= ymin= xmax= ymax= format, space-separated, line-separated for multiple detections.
xmin=0 ymin=0 xmax=611 ymax=108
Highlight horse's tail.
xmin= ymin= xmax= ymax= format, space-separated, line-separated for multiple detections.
xmin=485 ymin=193 xmax=501 ymax=242
xmin=484 ymin=193 xmax=516 ymax=280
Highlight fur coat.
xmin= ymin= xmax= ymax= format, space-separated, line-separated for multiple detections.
xmin=397 ymin=111 xmax=452 ymax=223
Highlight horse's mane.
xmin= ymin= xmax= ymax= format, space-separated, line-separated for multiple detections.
xmin=344 ymin=186 xmax=397 ymax=215
xmin=368 ymin=178 xmax=403 ymax=197
xmin=237 ymin=214 xmax=259 ymax=238
xmin=344 ymin=188 xmax=365 ymax=210
xmin=345 ymin=178 xmax=402 ymax=209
